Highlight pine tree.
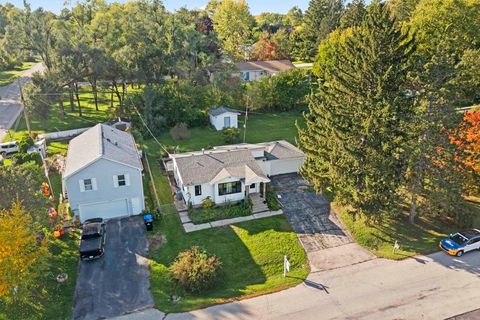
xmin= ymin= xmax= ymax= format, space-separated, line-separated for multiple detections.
xmin=298 ymin=1 xmax=415 ymax=218
xmin=302 ymin=0 xmax=344 ymax=59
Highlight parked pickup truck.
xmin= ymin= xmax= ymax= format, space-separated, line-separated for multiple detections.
xmin=79 ymin=218 xmax=106 ymax=261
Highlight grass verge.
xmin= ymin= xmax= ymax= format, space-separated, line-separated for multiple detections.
xmin=149 ymin=206 xmax=309 ymax=313
xmin=0 ymin=61 xmax=37 ymax=87
xmin=336 ymin=204 xmax=459 ymax=260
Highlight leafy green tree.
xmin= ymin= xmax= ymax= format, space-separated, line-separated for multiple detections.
xmin=285 ymin=6 xmax=303 ymax=27
xmin=298 ymin=1 xmax=415 ymax=219
xmin=247 ymin=68 xmax=310 ymax=111
xmin=251 ymin=29 xmax=291 ymax=60
xmin=302 ymin=0 xmax=344 ymax=60
xmin=387 ymin=0 xmax=419 ymax=22
xmin=404 ymin=0 xmax=480 ymax=224
xmin=212 ymin=0 xmax=255 ymax=60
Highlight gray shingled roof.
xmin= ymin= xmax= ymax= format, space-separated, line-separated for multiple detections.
xmin=63 ymin=124 xmax=142 ymax=178
xmin=208 ymin=106 xmax=241 ymax=117
xmin=234 ymin=60 xmax=295 ymax=74
xmin=172 ymin=149 xmax=268 ymax=186
xmin=214 ymin=140 xmax=305 ymax=160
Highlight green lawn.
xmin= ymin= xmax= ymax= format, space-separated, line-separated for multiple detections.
xmin=149 ymin=205 xmax=309 ymax=313
xmin=144 ymin=112 xmax=304 ymax=154
xmin=0 ymin=61 xmax=38 ymax=87
xmin=189 ymin=200 xmax=252 ymax=224
xmin=336 ymin=205 xmax=459 ymax=260
xmin=0 ymin=231 xmax=80 ymax=320
xmin=145 ymin=153 xmax=173 ymax=205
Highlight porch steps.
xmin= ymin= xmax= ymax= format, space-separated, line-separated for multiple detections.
xmin=251 ymin=194 xmax=270 ymax=214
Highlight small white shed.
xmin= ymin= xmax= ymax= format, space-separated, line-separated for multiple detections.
xmin=208 ymin=106 xmax=241 ymax=131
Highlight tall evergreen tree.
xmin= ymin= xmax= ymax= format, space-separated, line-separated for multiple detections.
xmin=340 ymin=0 xmax=366 ymax=28
xmin=298 ymin=1 xmax=415 ymax=218
xmin=302 ymin=0 xmax=344 ymax=59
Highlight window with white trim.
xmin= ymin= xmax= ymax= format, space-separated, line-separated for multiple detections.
xmin=195 ymin=185 xmax=202 ymax=196
xmin=117 ymin=174 xmax=126 ymax=187
xmin=84 ymin=179 xmax=93 ymax=191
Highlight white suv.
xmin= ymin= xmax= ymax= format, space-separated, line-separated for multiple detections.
xmin=0 ymin=141 xmax=19 ymax=156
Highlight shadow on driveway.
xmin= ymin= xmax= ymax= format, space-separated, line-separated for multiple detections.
xmin=73 ymin=216 xmax=153 ymax=320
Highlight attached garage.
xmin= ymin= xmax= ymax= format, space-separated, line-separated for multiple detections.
xmin=269 ymin=158 xmax=304 ymax=176
xmin=79 ymin=199 xmax=129 ymax=223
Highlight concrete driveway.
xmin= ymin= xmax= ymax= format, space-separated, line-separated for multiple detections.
xmin=271 ymin=174 xmax=375 ymax=271
xmin=73 ymin=216 xmax=153 ymax=320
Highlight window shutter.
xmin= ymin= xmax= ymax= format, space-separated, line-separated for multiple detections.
xmin=79 ymin=180 xmax=85 ymax=192
xmin=125 ymin=174 xmax=130 ymax=186
xmin=113 ymin=175 xmax=119 ymax=188
xmin=92 ymin=178 xmax=98 ymax=191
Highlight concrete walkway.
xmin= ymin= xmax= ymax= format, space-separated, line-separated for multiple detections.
xmin=181 ymin=210 xmax=283 ymax=233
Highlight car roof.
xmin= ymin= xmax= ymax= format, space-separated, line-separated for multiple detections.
xmin=83 ymin=223 xmax=103 ymax=235
xmin=460 ymin=229 xmax=480 ymax=239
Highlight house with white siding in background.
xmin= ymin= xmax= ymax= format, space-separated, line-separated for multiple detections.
xmin=62 ymin=124 xmax=144 ymax=223
xmin=169 ymin=140 xmax=305 ymax=206
xmin=234 ymin=60 xmax=295 ymax=81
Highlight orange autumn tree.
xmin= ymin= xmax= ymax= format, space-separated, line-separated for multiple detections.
xmin=0 ymin=201 xmax=47 ymax=298
xmin=451 ymin=110 xmax=480 ymax=174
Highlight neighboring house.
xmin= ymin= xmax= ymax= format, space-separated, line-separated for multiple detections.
xmin=169 ymin=140 xmax=304 ymax=206
xmin=62 ymin=124 xmax=144 ymax=222
xmin=234 ymin=60 xmax=295 ymax=81
xmin=208 ymin=106 xmax=241 ymax=131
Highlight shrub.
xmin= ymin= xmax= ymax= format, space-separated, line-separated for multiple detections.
xmin=222 ymin=127 xmax=240 ymax=143
xmin=266 ymin=191 xmax=282 ymax=211
xmin=169 ymin=246 xmax=221 ymax=293
xmin=17 ymin=132 xmax=35 ymax=153
xmin=12 ymin=152 xmax=42 ymax=165
xmin=170 ymin=123 xmax=190 ymax=140
xmin=202 ymin=197 xmax=215 ymax=209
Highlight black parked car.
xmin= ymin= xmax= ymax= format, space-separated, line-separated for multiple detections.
xmin=79 ymin=218 xmax=106 ymax=261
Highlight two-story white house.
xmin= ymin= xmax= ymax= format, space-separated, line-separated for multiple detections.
xmin=62 ymin=124 xmax=144 ymax=222
xmin=169 ymin=140 xmax=305 ymax=206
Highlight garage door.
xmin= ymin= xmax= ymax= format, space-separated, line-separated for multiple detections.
xmin=79 ymin=199 xmax=129 ymax=222
xmin=269 ymin=158 xmax=304 ymax=176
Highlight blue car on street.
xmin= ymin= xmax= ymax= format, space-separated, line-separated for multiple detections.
xmin=439 ymin=229 xmax=480 ymax=257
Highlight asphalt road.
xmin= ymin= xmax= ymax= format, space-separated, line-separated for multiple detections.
xmin=166 ymin=250 xmax=480 ymax=320
xmin=73 ymin=216 xmax=153 ymax=320
xmin=0 ymin=62 xmax=44 ymax=142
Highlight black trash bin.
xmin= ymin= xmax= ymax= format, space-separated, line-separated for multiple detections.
xmin=144 ymin=214 xmax=154 ymax=231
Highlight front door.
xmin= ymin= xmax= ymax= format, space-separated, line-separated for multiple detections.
xmin=224 ymin=116 xmax=231 ymax=128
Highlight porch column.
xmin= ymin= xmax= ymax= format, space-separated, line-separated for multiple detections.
xmin=245 ymin=184 xmax=250 ymax=200
xmin=262 ymin=182 xmax=267 ymax=198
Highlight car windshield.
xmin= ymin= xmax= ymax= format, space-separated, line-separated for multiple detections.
xmin=450 ymin=233 xmax=468 ymax=245
xmin=81 ymin=233 xmax=101 ymax=240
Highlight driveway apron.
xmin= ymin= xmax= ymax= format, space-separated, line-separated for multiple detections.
xmin=73 ymin=216 xmax=153 ymax=320
xmin=271 ymin=174 xmax=375 ymax=271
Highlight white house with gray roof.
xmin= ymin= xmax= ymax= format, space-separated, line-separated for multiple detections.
xmin=169 ymin=140 xmax=304 ymax=206
xmin=208 ymin=106 xmax=240 ymax=131
xmin=62 ymin=124 xmax=144 ymax=222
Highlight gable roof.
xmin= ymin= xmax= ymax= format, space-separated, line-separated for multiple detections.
xmin=234 ymin=60 xmax=295 ymax=74
xmin=208 ymin=106 xmax=241 ymax=117
xmin=63 ymin=124 xmax=142 ymax=178
xmin=171 ymin=149 xmax=268 ymax=186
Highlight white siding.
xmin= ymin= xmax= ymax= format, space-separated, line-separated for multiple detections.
xmin=184 ymin=183 xmax=215 ymax=206
xmin=213 ymin=177 xmax=245 ymax=204
xmin=209 ymin=112 xmax=239 ymax=131
xmin=268 ymin=157 xmax=305 ymax=176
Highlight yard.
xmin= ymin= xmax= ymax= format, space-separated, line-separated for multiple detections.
xmin=336 ymin=202 xmax=480 ymax=260
xmin=0 ymin=61 xmax=38 ymax=87
xmin=189 ymin=199 xmax=252 ymax=224
xmin=0 ymin=231 xmax=80 ymax=320
xmin=148 ymin=205 xmax=309 ymax=313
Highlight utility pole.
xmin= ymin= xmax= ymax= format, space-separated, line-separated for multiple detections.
xmin=19 ymin=83 xmax=32 ymax=136
xmin=243 ymin=96 xmax=249 ymax=143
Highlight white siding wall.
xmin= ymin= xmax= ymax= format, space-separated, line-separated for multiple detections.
xmin=210 ymin=112 xmax=239 ymax=131
xmin=64 ymin=158 xmax=144 ymax=218
xmin=213 ymin=177 xmax=245 ymax=204
xmin=184 ymin=183 xmax=215 ymax=206
xmin=268 ymin=157 xmax=305 ymax=176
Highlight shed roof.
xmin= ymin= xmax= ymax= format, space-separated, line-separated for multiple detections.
xmin=208 ymin=106 xmax=241 ymax=117
xmin=63 ymin=124 xmax=142 ymax=178
xmin=234 ymin=60 xmax=295 ymax=74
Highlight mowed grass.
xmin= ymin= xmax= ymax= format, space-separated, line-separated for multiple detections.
xmin=0 ymin=231 xmax=80 ymax=320
xmin=149 ymin=205 xmax=309 ymax=313
xmin=336 ymin=205 xmax=459 ymax=260
xmin=145 ymin=111 xmax=304 ymax=153
xmin=0 ymin=61 xmax=38 ymax=87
